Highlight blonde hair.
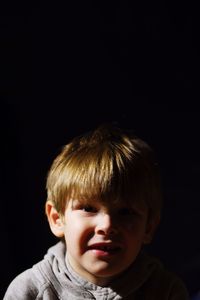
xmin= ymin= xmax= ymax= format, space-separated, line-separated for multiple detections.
xmin=46 ymin=124 xmax=162 ymax=219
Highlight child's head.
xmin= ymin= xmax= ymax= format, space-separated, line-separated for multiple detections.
xmin=46 ymin=123 xmax=162 ymax=221
xmin=45 ymin=123 xmax=162 ymax=285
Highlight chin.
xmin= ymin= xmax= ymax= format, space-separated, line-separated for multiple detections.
xmin=90 ymin=266 xmax=125 ymax=278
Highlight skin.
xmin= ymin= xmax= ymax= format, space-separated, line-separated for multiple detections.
xmin=46 ymin=199 xmax=159 ymax=286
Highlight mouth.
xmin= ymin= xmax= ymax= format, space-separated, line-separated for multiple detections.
xmin=87 ymin=243 xmax=121 ymax=256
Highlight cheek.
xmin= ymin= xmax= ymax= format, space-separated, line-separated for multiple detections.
xmin=122 ymin=220 xmax=148 ymax=244
xmin=64 ymin=219 xmax=92 ymax=250
xmin=64 ymin=227 xmax=82 ymax=256
xmin=122 ymin=217 xmax=146 ymax=232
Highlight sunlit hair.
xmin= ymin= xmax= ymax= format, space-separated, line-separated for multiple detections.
xmin=46 ymin=123 xmax=162 ymax=220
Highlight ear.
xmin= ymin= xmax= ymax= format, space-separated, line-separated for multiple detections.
xmin=45 ymin=201 xmax=65 ymax=238
xmin=143 ymin=215 xmax=160 ymax=245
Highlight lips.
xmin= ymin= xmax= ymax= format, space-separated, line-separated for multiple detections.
xmin=87 ymin=243 xmax=121 ymax=253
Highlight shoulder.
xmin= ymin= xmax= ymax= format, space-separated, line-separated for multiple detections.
xmin=3 ymin=263 xmax=58 ymax=300
xmin=3 ymin=268 xmax=40 ymax=299
xmin=3 ymin=242 xmax=66 ymax=300
xmin=148 ymin=261 xmax=190 ymax=299
xmin=163 ymin=271 xmax=190 ymax=300
xmin=139 ymin=252 xmax=190 ymax=300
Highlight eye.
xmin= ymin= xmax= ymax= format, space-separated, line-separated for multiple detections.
xmin=81 ymin=205 xmax=98 ymax=213
xmin=118 ymin=207 xmax=134 ymax=216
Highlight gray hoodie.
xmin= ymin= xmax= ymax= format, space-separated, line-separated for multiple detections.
xmin=3 ymin=241 xmax=189 ymax=299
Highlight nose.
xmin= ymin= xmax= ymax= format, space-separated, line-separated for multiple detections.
xmin=95 ymin=213 xmax=118 ymax=236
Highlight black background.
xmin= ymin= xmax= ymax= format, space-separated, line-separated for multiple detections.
xmin=1 ymin=1 xmax=200 ymax=298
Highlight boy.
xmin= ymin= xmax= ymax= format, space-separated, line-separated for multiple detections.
xmin=4 ymin=123 xmax=189 ymax=299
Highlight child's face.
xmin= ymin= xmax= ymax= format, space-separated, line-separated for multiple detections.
xmin=58 ymin=199 xmax=156 ymax=286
